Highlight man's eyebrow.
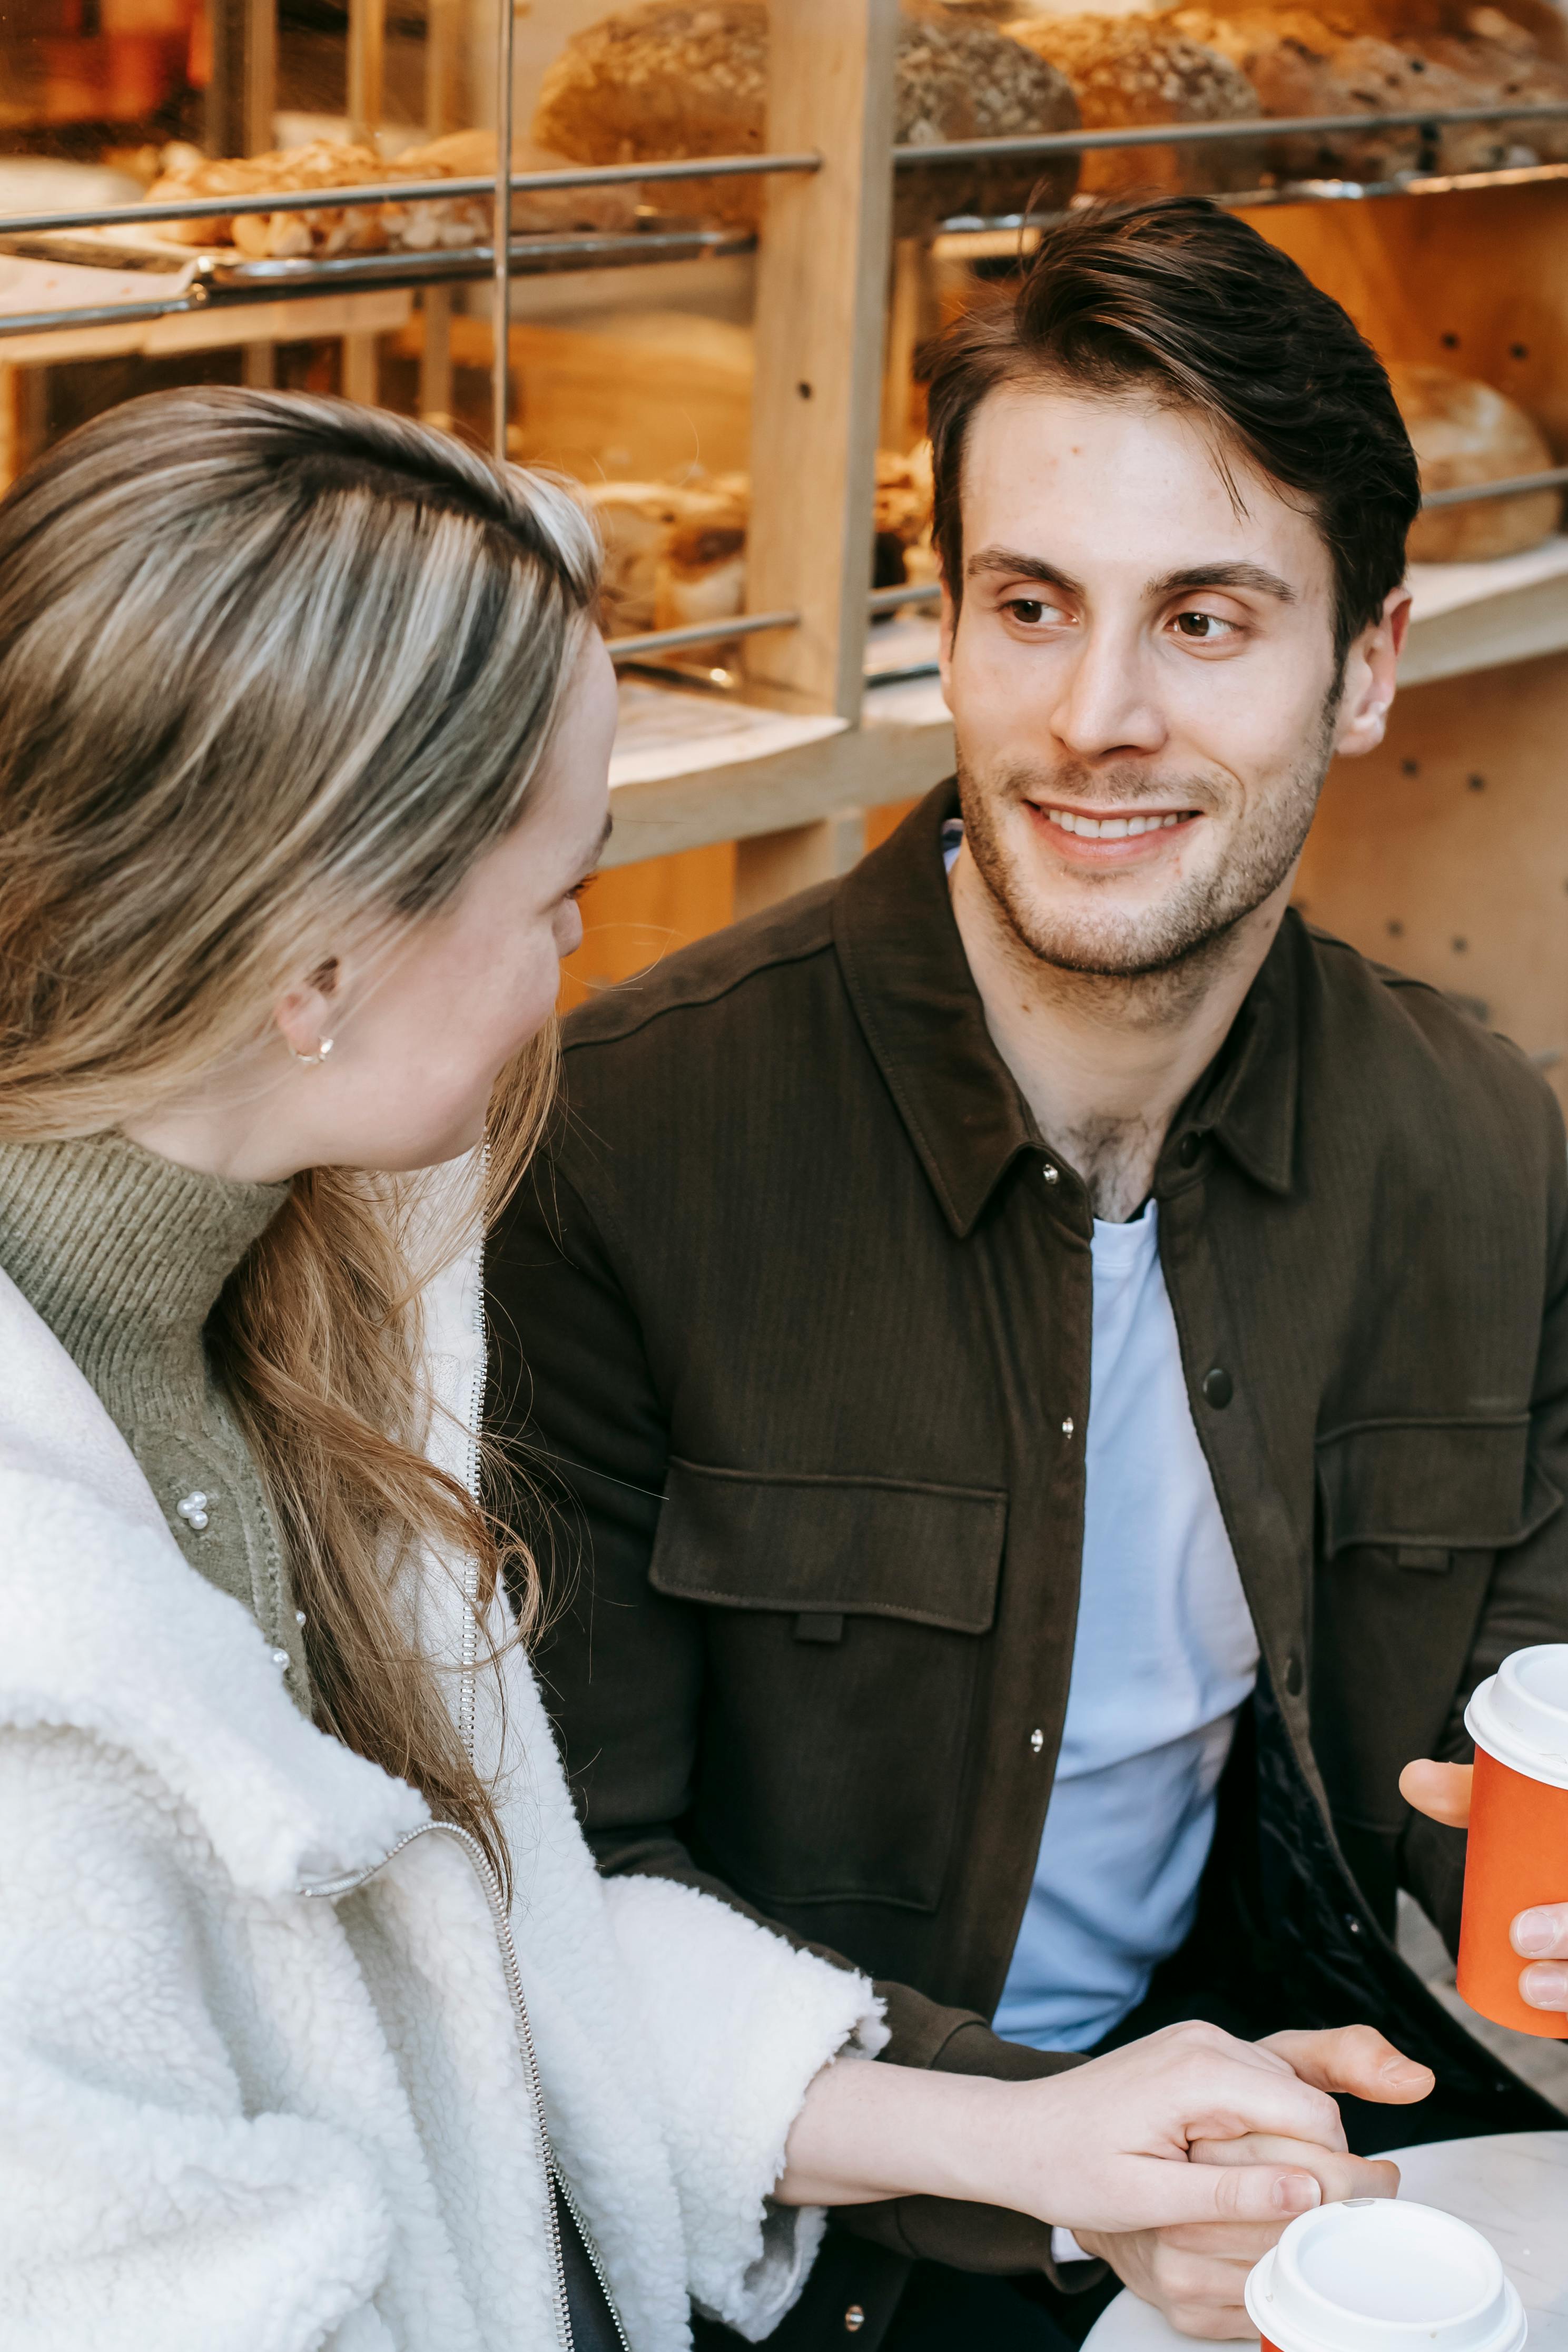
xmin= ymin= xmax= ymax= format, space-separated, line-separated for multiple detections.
xmin=965 ymin=546 xmax=1086 ymax=599
xmin=1150 ymin=562 xmax=1297 ymax=603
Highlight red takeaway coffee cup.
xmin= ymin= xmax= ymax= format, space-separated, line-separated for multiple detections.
xmin=1457 ymin=1644 xmax=1568 ymax=2039
xmin=1245 ymin=2197 xmax=1526 ymax=2352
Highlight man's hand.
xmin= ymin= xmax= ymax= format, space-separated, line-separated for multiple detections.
xmin=1073 ymin=2025 xmax=1431 ymax=2339
xmin=1400 ymin=1759 xmax=1568 ymax=2024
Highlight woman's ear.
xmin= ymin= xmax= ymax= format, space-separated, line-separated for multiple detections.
xmin=274 ymin=957 xmax=341 ymax=1065
xmin=1333 ymin=585 xmax=1411 ymax=761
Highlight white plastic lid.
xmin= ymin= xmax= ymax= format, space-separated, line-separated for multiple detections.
xmin=1244 ymin=2200 xmax=1526 ymax=2352
xmin=1465 ymin=1644 xmax=1568 ymax=1790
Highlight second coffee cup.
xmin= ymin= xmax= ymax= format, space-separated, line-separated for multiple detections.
xmin=1245 ymin=2197 xmax=1525 ymax=2352
xmin=1457 ymin=1643 xmax=1568 ymax=2039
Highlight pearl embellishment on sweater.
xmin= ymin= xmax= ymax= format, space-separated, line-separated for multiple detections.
xmin=175 ymin=1490 xmax=210 ymax=1531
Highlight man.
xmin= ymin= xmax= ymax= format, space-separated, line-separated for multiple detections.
xmin=488 ymin=199 xmax=1568 ymax=2350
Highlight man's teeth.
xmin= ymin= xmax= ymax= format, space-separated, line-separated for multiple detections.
xmin=1044 ymin=808 xmax=1187 ymax=839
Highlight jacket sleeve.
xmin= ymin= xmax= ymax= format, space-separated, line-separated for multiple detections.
xmin=603 ymin=1869 xmax=886 ymax=2341
xmin=1399 ymin=1080 xmax=1568 ymax=1951
xmin=0 ymin=1721 xmax=396 ymax=2352
xmin=489 ymin=1146 xmax=1089 ymax=2286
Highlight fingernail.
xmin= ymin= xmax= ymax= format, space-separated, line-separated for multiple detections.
xmin=1382 ymin=2060 xmax=1433 ymax=2090
xmin=1511 ymin=1909 xmax=1561 ymax=1959
xmin=1274 ymin=2175 xmax=1322 ymax=2215
xmin=1519 ymin=1963 xmax=1568 ymax=2010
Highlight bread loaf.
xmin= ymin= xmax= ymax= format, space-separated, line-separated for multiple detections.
xmin=143 ymin=132 xmax=635 ymax=258
xmin=533 ymin=1 xmax=1082 ymax=238
xmin=1170 ymin=13 xmax=1428 ymax=179
xmin=590 ymin=449 xmax=935 ymax=639
xmin=1002 ymin=14 xmax=1265 ymax=193
xmin=1389 ymin=362 xmax=1560 ymax=561
xmin=1172 ymin=5 xmax=1568 ymax=181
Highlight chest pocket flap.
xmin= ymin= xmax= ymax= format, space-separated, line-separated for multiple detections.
xmin=649 ymin=1460 xmax=1005 ymax=1633
xmin=1316 ymin=1415 xmax=1560 ymax=1558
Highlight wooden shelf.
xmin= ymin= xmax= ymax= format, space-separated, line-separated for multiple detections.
xmin=602 ymin=538 xmax=1568 ymax=868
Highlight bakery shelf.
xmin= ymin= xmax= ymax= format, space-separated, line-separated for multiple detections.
xmin=0 ymin=221 xmax=755 ymax=343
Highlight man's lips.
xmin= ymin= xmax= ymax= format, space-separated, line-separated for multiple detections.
xmin=1024 ymin=799 xmax=1202 ymax=862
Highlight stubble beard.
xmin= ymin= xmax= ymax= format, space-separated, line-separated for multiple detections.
xmin=956 ymin=696 xmax=1339 ymax=997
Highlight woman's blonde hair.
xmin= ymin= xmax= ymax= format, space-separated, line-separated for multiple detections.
xmin=0 ymin=387 xmax=602 ymax=1885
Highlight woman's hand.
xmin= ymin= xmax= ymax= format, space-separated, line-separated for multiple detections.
xmin=1401 ymin=1759 xmax=1568 ymax=2022
xmin=778 ymin=2019 xmax=1378 ymax=2235
xmin=1070 ymin=2025 xmax=1426 ymax=2338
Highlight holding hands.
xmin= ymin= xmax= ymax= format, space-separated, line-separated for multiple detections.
xmin=781 ymin=2016 xmax=1433 ymax=2336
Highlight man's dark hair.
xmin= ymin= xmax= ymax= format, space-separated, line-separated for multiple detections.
xmin=926 ymin=196 xmax=1421 ymax=663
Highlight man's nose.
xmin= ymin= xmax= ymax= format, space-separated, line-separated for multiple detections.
xmin=1051 ymin=625 xmax=1167 ymax=763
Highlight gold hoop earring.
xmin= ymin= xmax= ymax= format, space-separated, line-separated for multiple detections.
xmin=289 ymin=1036 xmax=334 ymax=1067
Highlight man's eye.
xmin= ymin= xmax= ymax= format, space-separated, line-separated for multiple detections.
xmin=1173 ymin=610 xmax=1237 ymax=641
xmin=1005 ymin=598 xmax=1048 ymax=625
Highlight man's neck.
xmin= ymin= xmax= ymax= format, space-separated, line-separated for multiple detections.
xmin=949 ymin=845 xmax=1291 ymax=1222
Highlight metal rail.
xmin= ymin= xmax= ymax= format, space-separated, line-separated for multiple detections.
xmin=0 ymin=151 xmax=821 ymax=241
xmin=605 ymin=608 xmax=800 ymax=662
xmin=1422 ymin=465 xmax=1568 ymax=508
xmin=890 ymin=100 xmax=1568 ymax=168
xmin=3 ymin=97 xmax=1567 ymax=244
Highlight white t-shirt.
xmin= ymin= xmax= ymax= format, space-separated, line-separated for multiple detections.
xmin=993 ymin=1202 xmax=1260 ymax=2052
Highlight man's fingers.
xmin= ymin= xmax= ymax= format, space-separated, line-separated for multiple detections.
xmin=1398 ymin=1759 xmax=1472 ymax=1827
xmin=1257 ymin=2024 xmax=1434 ymax=2107
xmin=1189 ymin=2134 xmax=1399 ymax=2204
xmin=1153 ymin=2219 xmax=1281 ymax=2257
xmin=1511 ymin=1904 xmax=1568 ymax=1961
xmin=1519 ymin=1962 xmax=1568 ymax=2014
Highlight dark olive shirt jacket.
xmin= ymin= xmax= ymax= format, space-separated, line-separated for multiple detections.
xmin=490 ymin=783 xmax=1567 ymax=2346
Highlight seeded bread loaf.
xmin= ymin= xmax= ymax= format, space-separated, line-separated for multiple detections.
xmin=533 ymin=1 xmax=1082 ymax=237
xmin=1391 ymin=362 xmax=1561 ymax=561
xmin=1002 ymin=14 xmax=1265 ymax=193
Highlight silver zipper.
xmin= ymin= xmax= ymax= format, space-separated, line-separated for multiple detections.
xmin=552 ymin=2158 xmax=633 ymax=2352
xmin=301 ymin=1816 xmax=576 ymax=2351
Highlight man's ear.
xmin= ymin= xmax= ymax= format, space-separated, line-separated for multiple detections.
xmin=1334 ymin=585 xmax=1411 ymax=761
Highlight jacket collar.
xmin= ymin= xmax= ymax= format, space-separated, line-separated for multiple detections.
xmin=0 ymin=1265 xmax=429 ymax=1896
xmin=833 ymin=782 xmax=1300 ymax=1237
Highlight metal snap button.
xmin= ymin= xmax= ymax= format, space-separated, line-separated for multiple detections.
xmin=844 ymin=2307 xmax=866 ymax=2334
xmin=1201 ymin=1366 xmax=1233 ymax=1409
xmin=1042 ymin=1162 xmax=1060 ymax=1186
xmin=1030 ymin=1728 xmax=1044 ymax=1755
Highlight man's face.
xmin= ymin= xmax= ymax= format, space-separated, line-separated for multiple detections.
xmin=939 ymin=385 xmax=1404 ymax=978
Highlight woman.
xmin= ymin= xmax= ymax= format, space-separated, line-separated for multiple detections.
xmin=0 ymin=389 xmax=1394 ymax=2352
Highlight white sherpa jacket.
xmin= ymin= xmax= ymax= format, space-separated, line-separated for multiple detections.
xmin=0 ymin=1236 xmax=886 ymax=2352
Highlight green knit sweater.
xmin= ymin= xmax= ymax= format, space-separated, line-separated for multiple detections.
xmin=0 ymin=1129 xmax=311 ymax=1709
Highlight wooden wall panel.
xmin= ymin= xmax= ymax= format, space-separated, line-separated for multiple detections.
xmin=1294 ymin=652 xmax=1568 ymax=1112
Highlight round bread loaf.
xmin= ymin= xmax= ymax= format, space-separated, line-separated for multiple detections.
xmin=1003 ymin=13 xmax=1265 ymax=193
xmin=1412 ymin=32 xmax=1568 ymax=167
xmin=1170 ymin=11 xmax=1429 ymax=179
xmin=532 ymin=0 xmax=1081 ymax=237
xmin=1389 ymin=361 xmax=1560 ymax=561
xmin=1173 ymin=5 xmax=1568 ymax=180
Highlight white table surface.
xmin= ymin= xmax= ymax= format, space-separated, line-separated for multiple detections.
xmin=1082 ymin=2132 xmax=1568 ymax=2352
